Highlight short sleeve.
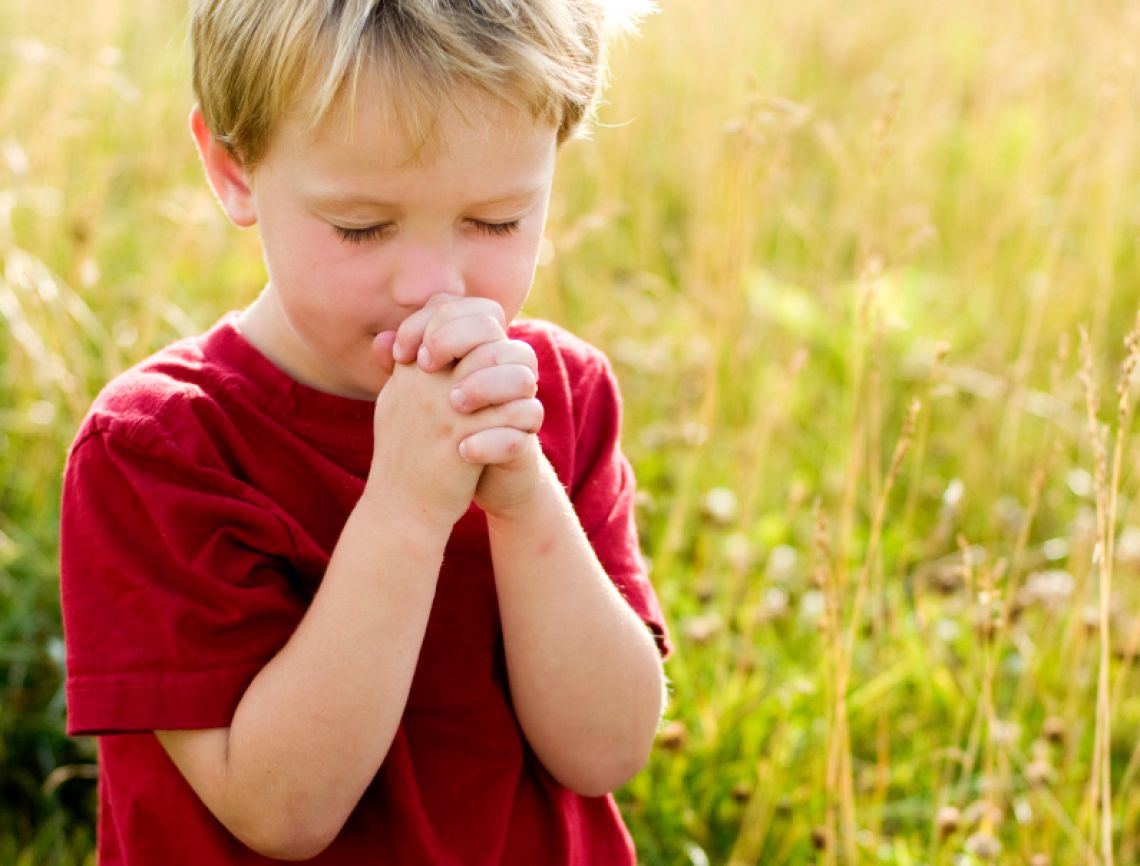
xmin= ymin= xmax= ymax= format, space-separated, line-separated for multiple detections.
xmin=60 ymin=428 xmax=308 ymax=736
xmin=569 ymin=354 xmax=671 ymax=658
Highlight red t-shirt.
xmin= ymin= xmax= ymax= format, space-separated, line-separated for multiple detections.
xmin=60 ymin=313 xmax=669 ymax=865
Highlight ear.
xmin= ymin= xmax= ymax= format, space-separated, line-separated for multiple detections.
xmin=190 ymin=105 xmax=258 ymax=228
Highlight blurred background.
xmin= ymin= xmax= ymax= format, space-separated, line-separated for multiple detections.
xmin=2 ymin=0 xmax=1138 ymax=863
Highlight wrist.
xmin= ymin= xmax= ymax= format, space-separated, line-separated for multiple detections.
xmin=357 ymin=478 xmax=461 ymax=544
xmin=481 ymin=452 xmax=563 ymax=529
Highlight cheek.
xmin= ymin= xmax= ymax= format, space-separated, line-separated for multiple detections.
xmin=466 ymin=236 xmax=542 ymax=302
xmin=263 ymin=219 xmax=370 ymax=309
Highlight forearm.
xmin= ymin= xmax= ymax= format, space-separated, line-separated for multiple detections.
xmin=160 ymin=484 xmax=449 ymax=858
xmin=486 ymin=456 xmax=666 ymax=797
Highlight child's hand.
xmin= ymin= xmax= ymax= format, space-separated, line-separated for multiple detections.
xmin=387 ymin=294 xmax=545 ymax=519
xmin=365 ymin=348 xmax=480 ymax=530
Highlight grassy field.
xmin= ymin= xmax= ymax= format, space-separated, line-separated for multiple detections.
xmin=2 ymin=0 xmax=1139 ymax=863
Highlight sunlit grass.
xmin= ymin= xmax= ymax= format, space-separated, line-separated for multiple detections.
xmin=2 ymin=0 xmax=1138 ymax=863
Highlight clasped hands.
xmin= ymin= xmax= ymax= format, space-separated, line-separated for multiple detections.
xmin=368 ymin=293 xmax=544 ymax=528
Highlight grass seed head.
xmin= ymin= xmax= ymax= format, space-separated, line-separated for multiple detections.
xmin=963 ymin=799 xmax=1003 ymax=828
xmin=1116 ymin=308 xmax=1140 ymax=423
xmin=1025 ymin=758 xmax=1055 ymax=788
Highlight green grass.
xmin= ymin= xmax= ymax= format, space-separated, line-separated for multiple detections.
xmin=2 ymin=0 xmax=1139 ymax=863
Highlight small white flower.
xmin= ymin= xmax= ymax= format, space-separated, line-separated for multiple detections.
xmin=767 ymin=544 xmax=798 ymax=582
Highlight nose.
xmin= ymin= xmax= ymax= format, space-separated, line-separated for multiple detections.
xmin=389 ymin=240 xmax=465 ymax=310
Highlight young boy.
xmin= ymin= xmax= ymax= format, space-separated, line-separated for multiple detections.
xmin=59 ymin=0 xmax=670 ymax=863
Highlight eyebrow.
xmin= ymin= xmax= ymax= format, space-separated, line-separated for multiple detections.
xmin=306 ymin=187 xmax=544 ymax=210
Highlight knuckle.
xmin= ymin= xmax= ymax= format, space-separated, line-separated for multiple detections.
xmin=481 ymin=314 xmax=506 ymax=337
xmin=435 ymin=299 xmax=462 ymax=321
xmin=480 ymin=298 xmax=507 ymax=321
xmin=424 ymin=328 xmax=448 ymax=356
xmin=508 ymin=398 xmax=543 ymax=429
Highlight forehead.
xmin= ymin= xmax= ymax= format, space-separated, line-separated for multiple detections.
xmin=267 ymin=77 xmax=556 ymax=181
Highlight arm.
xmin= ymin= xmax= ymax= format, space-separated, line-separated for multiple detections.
xmin=157 ymin=484 xmax=450 ymax=860
xmin=484 ymin=452 xmax=667 ymax=796
xmin=399 ymin=303 xmax=667 ymax=795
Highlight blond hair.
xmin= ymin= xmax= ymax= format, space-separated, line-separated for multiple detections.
xmin=190 ymin=0 xmax=652 ymax=168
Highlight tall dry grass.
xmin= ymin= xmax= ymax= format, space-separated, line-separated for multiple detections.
xmin=1 ymin=0 xmax=1139 ymax=863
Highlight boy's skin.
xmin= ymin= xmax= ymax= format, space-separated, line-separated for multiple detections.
xmin=153 ymin=80 xmax=667 ymax=859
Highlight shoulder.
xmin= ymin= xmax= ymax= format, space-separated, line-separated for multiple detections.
xmin=70 ymin=328 xmax=238 ymax=464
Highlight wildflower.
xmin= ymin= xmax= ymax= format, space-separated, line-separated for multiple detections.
xmin=964 ymin=830 xmax=1001 ymax=861
xmin=1041 ymin=537 xmax=1068 ymax=561
xmin=723 ymin=532 xmax=755 ymax=572
xmin=758 ymin=586 xmax=790 ymax=621
xmin=682 ymin=613 xmax=724 ymax=645
xmin=766 ymin=545 xmax=798 ymax=583
xmin=1042 ymin=716 xmax=1066 ymax=744
xmin=1025 ymin=759 xmax=1054 ymax=787
xmin=935 ymin=805 xmax=961 ymax=837
xmin=1021 ymin=570 xmax=1075 ymax=610
xmin=694 ymin=578 xmax=716 ymax=604
xmin=701 ymin=487 xmax=738 ymax=526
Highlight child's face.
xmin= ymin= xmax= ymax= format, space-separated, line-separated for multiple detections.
xmin=215 ymin=85 xmax=557 ymax=399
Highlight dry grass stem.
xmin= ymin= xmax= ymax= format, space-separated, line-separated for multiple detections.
xmin=1076 ymin=312 xmax=1140 ymax=866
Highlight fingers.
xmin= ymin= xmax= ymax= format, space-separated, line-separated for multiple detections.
xmin=450 ymin=366 xmax=537 ymax=413
xmin=418 ymin=300 xmax=508 ymax=371
xmin=450 ymin=340 xmax=539 ymax=413
xmin=465 ymin=396 xmax=544 ymax=435
xmin=457 ymin=391 xmax=543 ymax=462
xmin=458 ymin=427 xmax=539 ymax=465
xmin=393 ymin=295 xmax=509 ymax=370
xmin=452 ymin=337 xmax=538 ymax=380
xmin=391 ymin=293 xmax=460 ymax=364
xmin=392 ymin=293 xmax=508 ymax=369
xmin=383 ymin=294 xmax=542 ymax=468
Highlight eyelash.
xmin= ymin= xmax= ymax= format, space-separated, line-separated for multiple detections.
xmin=333 ymin=220 xmax=521 ymax=244
xmin=473 ymin=220 xmax=521 ymax=237
xmin=334 ymin=224 xmax=387 ymax=244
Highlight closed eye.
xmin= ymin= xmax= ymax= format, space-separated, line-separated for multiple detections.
xmin=333 ymin=224 xmax=391 ymax=244
xmin=471 ymin=220 xmax=521 ymax=237
xmin=333 ymin=220 xmax=520 ymax=243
